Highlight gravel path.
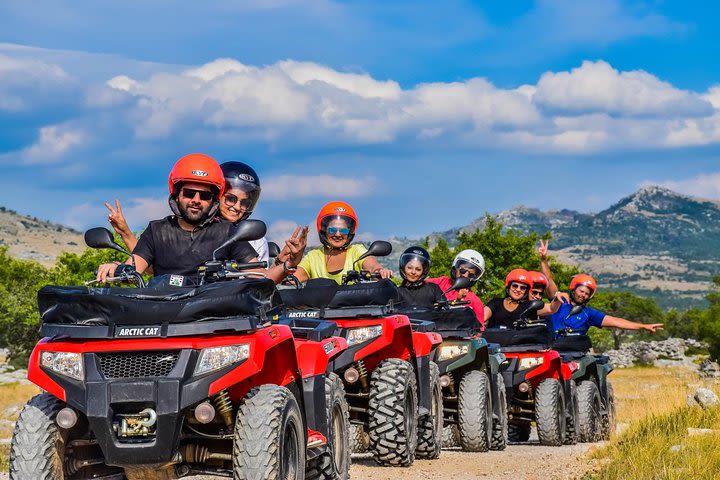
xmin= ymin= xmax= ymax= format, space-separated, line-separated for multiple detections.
xmin=0 ymin=431 xmax=599 ymax=480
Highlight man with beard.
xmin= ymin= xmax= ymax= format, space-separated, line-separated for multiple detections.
xmin=95 ymin=153 xmax=306 ymax=284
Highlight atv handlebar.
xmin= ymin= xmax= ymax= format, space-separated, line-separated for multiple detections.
xmin=342 ymin=269 xmax=382 ymax=285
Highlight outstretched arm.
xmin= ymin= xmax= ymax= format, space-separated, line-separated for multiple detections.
xmin=601 ymin=315 xmax=664 ymax=333
xmin=538 ymin=239 xmax=559 ymax=298
xmin=537 ymin=291 xmax=569 ymax=316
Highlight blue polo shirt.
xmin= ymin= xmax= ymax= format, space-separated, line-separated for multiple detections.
xmin=548 ymin=303 xmax=605 ymax=336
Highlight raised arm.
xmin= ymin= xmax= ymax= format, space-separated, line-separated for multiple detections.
xmin=601 ymin=315 xmax=664 ymax=333
xmin=105 ymin=200 xmax=138 ymax=252
xmin=538 ymin=239 xmax=559 ymax=297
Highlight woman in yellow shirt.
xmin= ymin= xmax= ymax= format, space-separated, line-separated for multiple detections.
xmin=294 ymin=201 xmax=393 ymax=284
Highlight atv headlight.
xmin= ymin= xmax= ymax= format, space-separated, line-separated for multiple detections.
xmin=438 ymin=342 xmax=470 ymax=362
xmin=41 ymin=351 xmax=84 ymax=381
xmin=195 ymin=344 xmax=250 ymax=376
xmin=518 ymin=357 xmax=544 ymax=370
xmin=345 ymin=326 xmax=382 ymax=346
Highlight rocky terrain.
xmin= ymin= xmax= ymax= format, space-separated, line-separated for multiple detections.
xmin=0 ymin=207 xmax=84 ymax=266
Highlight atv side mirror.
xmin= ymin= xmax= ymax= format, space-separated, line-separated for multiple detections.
xmin=267 ymin=242 xmax=281 ymax=260
xmin=446 ymin=276 xmax=473 ymax=294
xmin=213 ymin=219 xmax=267 ymax=260
xmin=353 ymin=240 xmax=393 ymax=269
xmin=519 ymin=299 xmax=546 ymax=319
xmin=84 ymin=227 xmax=130 ymax=256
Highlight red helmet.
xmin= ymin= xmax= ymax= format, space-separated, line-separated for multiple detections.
xmin=168 ymin=153 xmax=225 ymax=197
xmin=528 ymin=271 xmax=548 ymax=290
xmin=316 ymin=201 xmax=358 ymax=249
xmin=505 ymin=268 xmax=531 ymax=287
xmin=570 ymin=274 xmax=597 ymax=298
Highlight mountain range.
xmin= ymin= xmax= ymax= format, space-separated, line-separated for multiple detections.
xmin=388 ymin=185 xmax=719 ymax=309
xmin=1 ymin=186 xmax=718 ymax=309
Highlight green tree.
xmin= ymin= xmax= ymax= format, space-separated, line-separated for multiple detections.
xmin=697 ymin=276 xmax=720 ymax=360
xmin=590 ymin=291 xmax=667 ymax=349
xmin=428 ymin=215 xmax=579 ymax=300
xmin=0 ymin=247 xmax=54 ymax=365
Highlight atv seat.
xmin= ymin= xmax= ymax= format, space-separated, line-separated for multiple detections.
xmin=399 ymin=307 xmax=480 ymax=339
xmin=38 ymin=279 xmax=281 ymax=339
xmin=483 ymin=326 xmax=552 ymax=347
xmin=498 ymin=344 xmax=550 ymax=353
xmin=280 ymin=278 xmax=399 ymax=310
xmin=551 ymin=334 xmax=593 ymax=353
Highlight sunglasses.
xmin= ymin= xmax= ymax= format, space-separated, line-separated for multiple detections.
xmin=326 ymin=226 xmax=350 ymax=235
xmin=181 ymin=188 xmax=214 ymax=202
xmin=510 ymin=282 xmax=529 ymax=291
xmin=223 ymin=193 xmax=253 ymax=209
xmin=530 ymin=289 xmax=544 ymax=296
xmin=458 ymin=267 xmax=479 ymax=278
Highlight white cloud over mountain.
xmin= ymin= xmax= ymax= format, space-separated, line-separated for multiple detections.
xmin=3 ymin=46 xmax=720 ymax=170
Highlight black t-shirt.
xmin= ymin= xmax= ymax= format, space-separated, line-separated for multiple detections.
xmin=486 ymin=298 xmax=534 ymax=330
xmin=398 ymin=282 xmax=446 ymax=309
xmin=133 ymin=216 xmax=258 ymax=277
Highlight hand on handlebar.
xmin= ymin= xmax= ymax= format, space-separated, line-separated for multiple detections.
xmin=376 ymin=268 xmax=393 ymax=279
xmin=96 ymin=262 xmax=120 ymax=283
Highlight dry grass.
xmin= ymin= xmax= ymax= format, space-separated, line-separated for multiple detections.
xmin=589 ymin=366 xmax=720 ymax=479
xmin=610 ymin=365 xmax=710 ymax=425
xmin=0 ymin=383 xmax=39 ymax=471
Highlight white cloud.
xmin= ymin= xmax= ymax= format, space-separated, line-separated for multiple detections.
xmin=262 ymin=174 xmax=375 ymax=200
xmin=534 ymin=60 xmax=712 ymax=117
xmin=0 ymin=53 xmax=77 ymax=112
xmin=63 ymin=197 xmax=169 ymax=232
xmin=20 ymin=124 xmax=84 ymax=164
xmin=644 ymin=173 xmax=720 ymax=199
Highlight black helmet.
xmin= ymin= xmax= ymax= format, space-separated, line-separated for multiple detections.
xmin=399 ymin=246 xmax=432 ymax=285
xmin=219 ymin=161 xmax=261 ymax=221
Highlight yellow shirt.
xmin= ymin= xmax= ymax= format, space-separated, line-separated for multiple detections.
xmin=298 ymin=244 xmax=369 ymax=284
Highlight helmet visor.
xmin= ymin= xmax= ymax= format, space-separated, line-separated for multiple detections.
xmin=320 ymin=215 xmax=357 ymax=234
xmin=223 ymin=178 xmax=261 ymax=213
xmin=453 ymin=260 xmax=482 ymax=281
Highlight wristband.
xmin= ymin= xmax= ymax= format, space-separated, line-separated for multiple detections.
xmin=283 ymin=261 xmax=297 ymax=273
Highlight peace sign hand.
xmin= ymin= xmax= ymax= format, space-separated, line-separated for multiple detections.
xmin=105 ymin=200 xmax=131 ymax=236
xmin=538 ymin=239 xmax=549 ymax=260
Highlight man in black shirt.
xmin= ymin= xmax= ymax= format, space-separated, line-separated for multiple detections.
xmin=96 ymin=153 xmax=306 ymax=283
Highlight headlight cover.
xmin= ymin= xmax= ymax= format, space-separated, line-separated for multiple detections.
xmin=345 ymin=326 xmax=382 ymax=346
xmin=518 ymin=356 xmax=544 ymax=370
xmin=41 ymin=351 xmax=84 ymax=380
xmin=195 ymin=344 xmax=250 ymax=376
xmin=438 ymin=342 xmax=470 ymax=362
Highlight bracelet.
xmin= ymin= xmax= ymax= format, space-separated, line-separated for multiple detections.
xmin=283 ymin=261 xmax=297 ymax=273
xmin=274 ymin=256 xmax=283 ymax=267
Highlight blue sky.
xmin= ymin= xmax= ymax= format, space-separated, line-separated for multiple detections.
xmin=1 ymin=0 xmax=720 ymax=243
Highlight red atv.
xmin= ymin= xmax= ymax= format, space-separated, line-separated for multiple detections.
xmin=10 ymin=222 xmax=348 ymax=480
xmin=482 ymin=301 xmax=579 ymax=446
xmin=278 ymin=241 xmax=443 ymax=466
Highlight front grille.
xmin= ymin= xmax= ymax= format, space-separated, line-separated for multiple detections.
xmin=98 ymin=351 xmax=180 ymax=379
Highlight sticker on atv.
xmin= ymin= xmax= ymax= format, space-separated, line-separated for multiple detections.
xmin=115 ymin=326 xmax=161 ymax=338
xmin=169 ymin=275 xmax=185 ymax=286
xmin=286 ymin=310 xmax=320 ymax=318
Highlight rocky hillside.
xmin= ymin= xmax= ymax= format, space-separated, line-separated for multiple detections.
xmin=390 ymin=186 xmax=720 ymax=309
xmin=0 ymin=207 xmax=84 ymax=266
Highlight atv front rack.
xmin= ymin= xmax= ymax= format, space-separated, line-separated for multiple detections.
xmin=283 ymin=305 xmax=393 ymax=320
xmin=41 ymin=316 xmax=267 ymax=340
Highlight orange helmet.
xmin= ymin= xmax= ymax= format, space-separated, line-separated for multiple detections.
xmin=168 ymin=153 xmax=225 ymax=197
xmin=528 ymin=271 xmax=548 ymax=290
xmin=570 ymin=274 xmax=597 ymax=298
xmin=505 ymin=268 xmax=531 ymax=287
xmin=316 ymin=201 xmax=358 ymax=249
